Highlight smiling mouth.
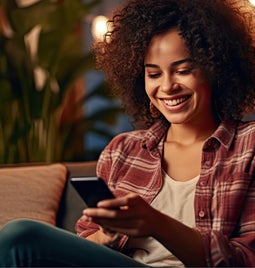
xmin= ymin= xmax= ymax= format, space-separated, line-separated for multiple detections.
xmin=163 ymin=96 xmax=190 ymax=107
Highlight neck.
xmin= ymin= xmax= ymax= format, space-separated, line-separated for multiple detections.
xmin=166 ymin=120 xmax=218 ymax=145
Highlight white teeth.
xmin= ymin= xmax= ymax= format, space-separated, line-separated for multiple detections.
xmin=164 ymin=96 xmax=189 ymax=106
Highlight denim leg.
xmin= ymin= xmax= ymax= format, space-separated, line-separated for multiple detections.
xmin=0 ymin=219 xmax=148 ymax=267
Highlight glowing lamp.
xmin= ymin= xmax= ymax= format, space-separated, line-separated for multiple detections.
xmin=91 ymin=15 xmax=108 ymax=41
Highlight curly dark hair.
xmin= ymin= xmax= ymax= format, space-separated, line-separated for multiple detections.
xmin=92 ymin=0 xmax=255 ymax=129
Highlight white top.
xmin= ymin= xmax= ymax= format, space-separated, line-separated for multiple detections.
xmin=127 ymin=170 xmax=199 ymax=267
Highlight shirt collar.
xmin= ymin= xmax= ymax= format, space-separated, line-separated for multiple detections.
xmin=210 ymin=120 xmax=238 ymax=150
xmin=142 ymin=119 xmax=238 ymax=151
xmin=142 ymin=119 xmax=169 ymax=150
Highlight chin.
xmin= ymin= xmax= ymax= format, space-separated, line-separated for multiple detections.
xmin=164 ymin=115 xmax=189 ymax=124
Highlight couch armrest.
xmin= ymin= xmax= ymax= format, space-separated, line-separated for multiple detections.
xmin=56 ymin=161 xmax=97 ymax=232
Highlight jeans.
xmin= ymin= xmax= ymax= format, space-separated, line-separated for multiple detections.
xmin=0 ymin=219 xmax=148 ymax=267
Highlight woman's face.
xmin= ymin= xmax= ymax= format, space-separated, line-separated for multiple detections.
xmin=144 ymin=28 xmax=214 ymax=126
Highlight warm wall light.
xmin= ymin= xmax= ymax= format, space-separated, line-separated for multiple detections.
xmin=249 ymin=0 xmax=255 ymax=6
xmin=91 ymin=15 xmax=108 ymax=41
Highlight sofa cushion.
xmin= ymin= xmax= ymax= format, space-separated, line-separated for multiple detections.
xmin=0 ymin=163 xmax=67 ymax=228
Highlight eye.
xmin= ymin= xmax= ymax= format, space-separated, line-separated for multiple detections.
xmin=175 ymin=68 xmax=193 ymax=75
xmin=147 ymin=73 xmax=161 ymax=79
xmin=145 ymin=69 xmax=162 ymax=79
xmin=174 ymin=63 xmax=195 ymax=75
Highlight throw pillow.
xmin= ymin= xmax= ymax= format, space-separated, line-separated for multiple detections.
xmin=0 ymin=163 xmax=67 ymax=228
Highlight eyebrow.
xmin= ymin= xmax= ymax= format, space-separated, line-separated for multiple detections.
xmin=144 ymin=58 xmax=193 ymax=68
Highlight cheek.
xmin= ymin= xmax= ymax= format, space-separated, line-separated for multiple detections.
xmin=145 ymin=79 xmax=155 ymax=97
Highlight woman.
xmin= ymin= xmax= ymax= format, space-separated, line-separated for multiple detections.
xmin=0 ymin=0 xmax=255 ymax=267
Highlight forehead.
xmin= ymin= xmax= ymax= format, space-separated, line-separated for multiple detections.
xmin=145 ymin=29 xmax=190 ymax=63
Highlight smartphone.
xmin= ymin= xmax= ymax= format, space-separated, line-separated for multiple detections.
xmin=70 ymin=177 xmax=115 ymax=207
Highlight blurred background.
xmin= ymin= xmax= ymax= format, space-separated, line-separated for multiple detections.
xmin=0 ymin=0 xmax=132 ymax=164
xmin=82 ymin=0 xmax=132 ymax=161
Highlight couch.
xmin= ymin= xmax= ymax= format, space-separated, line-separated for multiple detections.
xmin=0 ymin=161 xmax=97 ymax=233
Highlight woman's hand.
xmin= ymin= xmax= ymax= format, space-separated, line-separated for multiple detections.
xmin=85 ymin=226 xmax=122 ymax=248
xmin=83 ymin=193 xmax=161 ymax=237
xmin=83 ymin=193 xmax=206 ymax=266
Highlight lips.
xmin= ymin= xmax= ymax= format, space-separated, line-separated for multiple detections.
xmin=163 ymin=95 xmax=191 ymax=107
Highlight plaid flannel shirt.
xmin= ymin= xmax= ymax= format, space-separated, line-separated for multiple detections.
xmin=76 ymin=119 xmax=255 ymax=267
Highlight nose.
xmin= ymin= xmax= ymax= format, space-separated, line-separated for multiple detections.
xmin=161 ymin=74 xmax=177 ymax=93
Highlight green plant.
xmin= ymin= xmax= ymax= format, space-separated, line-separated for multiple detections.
xmin=71 ymin=80 xmax=126 ymax=161
xmin=0 ymin=0 xmax=123 ymax=163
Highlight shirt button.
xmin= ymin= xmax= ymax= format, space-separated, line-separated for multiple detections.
xmin=200 ymin=181 xmax=205 ymax=186
xmin=199 ymin=211 xmax=205 ymax=218
xmin=204 ymin=161 xmax=211 ymax=168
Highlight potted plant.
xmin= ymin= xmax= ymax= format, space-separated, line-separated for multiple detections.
xmin=0 ymin=0 xmax=122 ymax=163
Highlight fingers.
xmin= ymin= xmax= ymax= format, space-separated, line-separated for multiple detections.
xmin=83 ymin=193 xmax=141 ymax=219
xmin=85 ymin=208 xmax=148 ymax=235
xmin=102 ymin=227 xmax=118 ymax=237
xmin=100 ymin=227 xmax=122 ymax=249
xmin=99 ymin=218 xmax=149 ymax=237
xmin=84 ymin=207 xmax=120 ymax=218
xmin=97 ymin=193 xmax=140 ymax=208
xmin=83 ymin=205 xmax=144 ymax=235
xmin=81 ymin=193 xmax=157 ymax=237
xmin=83 ymin=194 xmax=148 ymax=226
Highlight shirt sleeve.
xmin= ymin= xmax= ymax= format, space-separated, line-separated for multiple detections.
xmin=75 ymin=142 xmax=115 ymax=238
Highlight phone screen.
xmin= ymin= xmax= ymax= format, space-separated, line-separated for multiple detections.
xmin=70 ymin=177 xmax=115 ymax=207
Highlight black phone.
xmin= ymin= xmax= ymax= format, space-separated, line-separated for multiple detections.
xmin=70 ymin=177 xmax=115 ymax=207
